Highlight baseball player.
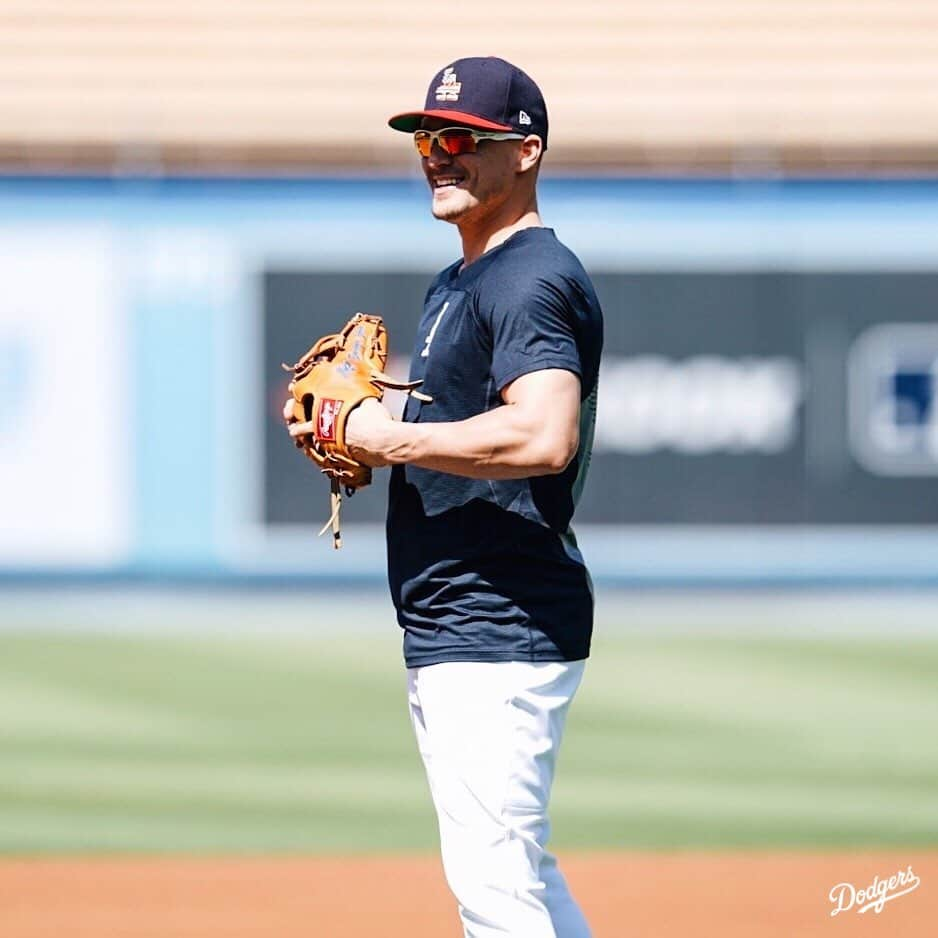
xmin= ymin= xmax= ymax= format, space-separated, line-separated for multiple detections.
xmin=345 ymin=57 xmax=603 ymax=937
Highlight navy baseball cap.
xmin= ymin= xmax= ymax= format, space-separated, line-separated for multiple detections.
xmin=388 ymin=56 xmax=548 ymax=148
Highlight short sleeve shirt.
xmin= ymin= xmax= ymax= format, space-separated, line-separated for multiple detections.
xmin=386 ymin=227 xmax=604 ymax=668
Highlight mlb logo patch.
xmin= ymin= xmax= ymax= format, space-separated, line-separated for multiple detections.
xmin=849 ymin=324 xmax=938 ymax=475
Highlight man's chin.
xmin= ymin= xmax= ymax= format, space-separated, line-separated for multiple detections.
xmin=430 ymin=190 xmax=473 ymax=222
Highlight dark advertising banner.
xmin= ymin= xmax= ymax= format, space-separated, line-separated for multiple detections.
xmin=264 ymin=271 xmax=938 ymax=526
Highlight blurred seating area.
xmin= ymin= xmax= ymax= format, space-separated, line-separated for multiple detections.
xmin=0 ymin=0 xmax=935 ymax=174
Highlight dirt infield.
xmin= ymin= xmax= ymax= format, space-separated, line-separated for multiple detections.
xmin=2 ymin=851 xmax=934 ymax=937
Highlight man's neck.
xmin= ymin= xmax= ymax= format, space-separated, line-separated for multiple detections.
xmin=458 ymin=205 xmax=543 ymax=268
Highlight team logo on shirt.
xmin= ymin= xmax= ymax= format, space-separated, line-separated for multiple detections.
xmin=435 ymin=67 xmax=461 ymax=102
xmin=317 ymin=398 xmax=342 ymax=441
xmin=421 ymin=300 xmax=449 ymax=358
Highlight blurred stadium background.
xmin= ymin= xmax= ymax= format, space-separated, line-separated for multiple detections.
xmin=1 ymin=2 xmax=937 ymax=934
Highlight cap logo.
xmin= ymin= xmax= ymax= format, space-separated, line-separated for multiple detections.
xmin=518 ymin=110 xmax=531 ymax=125
xmin=434 ymin=66 xmax=461 ymax=102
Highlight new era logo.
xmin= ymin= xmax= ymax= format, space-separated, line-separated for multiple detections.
xmin=518 ymin=110 xmax=531 ymax=125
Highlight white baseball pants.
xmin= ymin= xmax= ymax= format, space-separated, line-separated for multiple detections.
xmin=407 ymin=660 xmax=591 ymax=938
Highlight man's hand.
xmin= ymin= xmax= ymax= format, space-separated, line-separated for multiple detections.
xmin=285 ymin=396 xmax=394 ymax=468
xmin=344 ymin=397 xmax=395 ymax=468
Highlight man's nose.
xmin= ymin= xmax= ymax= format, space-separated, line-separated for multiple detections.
xmin=425 ymin=143 xmax=453 ymax=168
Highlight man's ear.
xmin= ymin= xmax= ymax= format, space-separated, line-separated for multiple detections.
xmin=517 ymin=135 xmax=543 ymax=174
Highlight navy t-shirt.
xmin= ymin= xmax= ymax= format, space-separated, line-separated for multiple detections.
xmin=386 ymin=227 xmax=604 ymax=668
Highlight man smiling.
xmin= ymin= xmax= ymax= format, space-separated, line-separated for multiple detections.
xmin=345 ymin=57 xmax=603 ymax=937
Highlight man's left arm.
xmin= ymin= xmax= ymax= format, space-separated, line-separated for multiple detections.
xmin=340 ymin=368 xmax=580 ymax=480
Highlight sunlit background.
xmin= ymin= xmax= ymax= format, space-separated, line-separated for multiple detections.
xmin=1 ymin=3 xmax=937 ymax=936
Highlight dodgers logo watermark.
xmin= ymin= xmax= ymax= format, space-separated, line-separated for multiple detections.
xmin=829 ymin=865 xmax=921 ymax=916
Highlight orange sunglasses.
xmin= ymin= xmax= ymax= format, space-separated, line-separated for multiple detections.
xmin=413 ymin=126 xmax=525 ymax=158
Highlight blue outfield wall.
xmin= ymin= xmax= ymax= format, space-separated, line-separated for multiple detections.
xmin=1 ymin=175 xmax=938 ymax=585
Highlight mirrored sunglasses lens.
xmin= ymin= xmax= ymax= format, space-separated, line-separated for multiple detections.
xmin=413 ymin=131 xmax=433 ymax=157
xmin=413 ymin=129 xmax=478 ymax=157
xmin=439 ymin=129 xmax=477 ymax=155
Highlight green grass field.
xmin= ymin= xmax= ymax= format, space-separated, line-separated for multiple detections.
xmin=1 ymin=628 xmax=937 ymax=853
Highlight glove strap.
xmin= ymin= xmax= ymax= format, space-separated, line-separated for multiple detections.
xmin=317 ymin=478 xmax=343 ymax=549
xmin=371 ymin=371 xmax=434 ymax=403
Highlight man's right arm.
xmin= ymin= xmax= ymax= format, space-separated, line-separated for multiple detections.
xmin=345 ymin=368 xmax=581 ymax=480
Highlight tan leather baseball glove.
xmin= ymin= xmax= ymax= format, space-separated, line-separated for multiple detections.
xmin=283 ymin=313 xmax=427 ymax=548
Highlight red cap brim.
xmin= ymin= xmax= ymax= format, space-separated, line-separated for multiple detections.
xmin=388 ymin=109 xmax=514 ymax=133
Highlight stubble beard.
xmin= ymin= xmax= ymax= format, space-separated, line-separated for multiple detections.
xmin=430 ymin=188 xmax=476 ymax=223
